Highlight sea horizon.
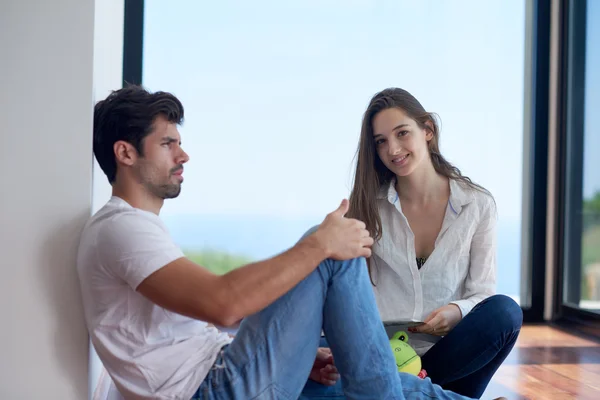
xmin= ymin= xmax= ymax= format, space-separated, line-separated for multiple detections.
xmin=163 ymin=213 xmax=522 ymax=297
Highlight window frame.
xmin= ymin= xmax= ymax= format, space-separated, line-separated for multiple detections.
xmin=520 ymin=0 xmax=552 ymax=322
xmin=553 ymin=0 xmax=600 ymax=336
xmin=123 ymin=0 xmax=144 ymax=86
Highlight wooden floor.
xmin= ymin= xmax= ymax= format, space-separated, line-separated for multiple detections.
xmin=481 ymin=325 xmax=600 ymax=400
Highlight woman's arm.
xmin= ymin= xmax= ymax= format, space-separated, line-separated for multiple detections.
xmin=450 ymin=196 xmax=497 ymax=318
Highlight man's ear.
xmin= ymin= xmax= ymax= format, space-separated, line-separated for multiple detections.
xmin=113 ymin=141 xmax=138 ymax=166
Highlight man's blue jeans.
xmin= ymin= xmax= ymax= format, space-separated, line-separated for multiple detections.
xmin=193 ymin=254 xmax=471 ymax=399
xmin=300 ymin=295 xmax=522 ymax=399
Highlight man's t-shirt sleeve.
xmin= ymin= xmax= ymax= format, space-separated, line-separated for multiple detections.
xmin=96 ymin=212 xmax=185 ymax=289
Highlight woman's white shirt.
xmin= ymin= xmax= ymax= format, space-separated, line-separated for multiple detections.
xmin=371 ymin=179 xmax=497 ymax=355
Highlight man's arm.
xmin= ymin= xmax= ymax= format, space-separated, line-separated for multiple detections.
xmin=137 ymin=236 xmax=327 ymax=327
xmin=137 ymin=199 xmax=373 ymax=327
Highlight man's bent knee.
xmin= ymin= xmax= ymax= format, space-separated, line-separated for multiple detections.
xmin=298 ymin=224 xmax=320 ymax=243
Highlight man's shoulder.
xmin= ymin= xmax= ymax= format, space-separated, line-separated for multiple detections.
xmin=87 ymin=199 xmax=160 ymax=234
xmin=79 ymin=200 xmax=164 ymax=258
xmin=77 ymin=199 xmax=179 ymax=278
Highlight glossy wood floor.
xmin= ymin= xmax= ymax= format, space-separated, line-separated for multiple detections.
xmin=481 ymin=325 xmax=600 ymax=400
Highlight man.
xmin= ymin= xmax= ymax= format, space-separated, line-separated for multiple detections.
xmin=78 ymin=85 xmax=475 ymax=399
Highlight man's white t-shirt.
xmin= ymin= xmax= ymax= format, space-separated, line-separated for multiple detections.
xmin=77 ymin=196 xmax=232 ymax=399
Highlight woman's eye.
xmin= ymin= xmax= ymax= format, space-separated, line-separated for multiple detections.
xmin=375 ymin=139 xmax=385 ymax=145
xmin=398 ymin=130 xmax=409 ymax=137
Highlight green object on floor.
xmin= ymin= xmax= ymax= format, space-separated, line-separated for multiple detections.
xmin=389 ymin=331 xmax=423 ymax=377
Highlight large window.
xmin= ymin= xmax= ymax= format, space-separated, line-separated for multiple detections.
xmin=140 ymin=0 xmax=528 ymax=301
xmin=561 ymin=0 xmax=600 ymax=315
xmin=579 ymin=0 xmax=600 ymax=312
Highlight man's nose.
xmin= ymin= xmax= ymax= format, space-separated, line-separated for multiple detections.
xmin=178 ymin=149 xmax=190 ymax=164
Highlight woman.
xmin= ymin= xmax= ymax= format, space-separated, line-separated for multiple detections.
xmin=300 ymin=88 xmax=519 ymax=399
xmin=344 ymin=87 xmax=522 ymax=398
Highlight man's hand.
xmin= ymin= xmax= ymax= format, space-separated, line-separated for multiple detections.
xmin=309 ymin=347 xmax=339 ymax=386
xmin=312 ymin=199 xmax=373 ymax=260
xmin=409 ymin=304 xmax=462 ymax=336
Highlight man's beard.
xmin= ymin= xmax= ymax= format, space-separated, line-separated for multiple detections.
xmin=136 ymin=162 xmax=183 ymax=199
xmin=146 ymin=181 xmax=181 ymax=199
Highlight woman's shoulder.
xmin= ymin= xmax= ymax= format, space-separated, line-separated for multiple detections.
xmin=451 ymin=179 xmax=496 ymax=214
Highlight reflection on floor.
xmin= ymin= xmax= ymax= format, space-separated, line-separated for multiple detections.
xmin=482 ymin=325 xmax=600 ymax=400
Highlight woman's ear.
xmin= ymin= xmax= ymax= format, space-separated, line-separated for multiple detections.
xmin=424 ymin=120 xmax=434 ymax=141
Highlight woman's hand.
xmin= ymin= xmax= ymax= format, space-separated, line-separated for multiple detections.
xmin=309 ymin=347 xmax=339 ymax=386
xmin=409 ymin=304 xmax=462 ymax=336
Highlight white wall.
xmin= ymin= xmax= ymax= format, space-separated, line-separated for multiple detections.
xmin=0 ymin=0 xmax=95 ymax=398
xmin=93 ymin=0 xmax=125 ymax=210
xmin=90 ymin=0 xmax=125 ymax=397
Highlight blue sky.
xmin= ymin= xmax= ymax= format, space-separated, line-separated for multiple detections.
xmin=142 ymin=0 xmax=527 ymax=222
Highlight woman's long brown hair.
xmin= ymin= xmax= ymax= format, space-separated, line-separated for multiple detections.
xmin=347 ymin=88 xmax=490 ymax=282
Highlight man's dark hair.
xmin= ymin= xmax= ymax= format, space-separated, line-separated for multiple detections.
xmin=93 ymin=85 xmax=184 ymax=184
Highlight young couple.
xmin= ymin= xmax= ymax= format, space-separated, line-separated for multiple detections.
xmin=78 ymin=86 xmax=522 ymax=400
